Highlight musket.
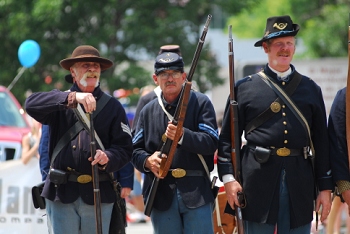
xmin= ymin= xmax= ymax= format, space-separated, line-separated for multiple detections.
xmin=144 ymin=14 xmax=212 ymax=216
xmin=227 ymin=25 xmax=245 ymax=234
xmin=89 ymin=112 xmax=103 ymax=234
xmin=346 ymin=14 xmax=350 ymax=172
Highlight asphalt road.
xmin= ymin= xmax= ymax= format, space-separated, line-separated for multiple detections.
xmin=126 ymin=221 xmax=153 ymax=234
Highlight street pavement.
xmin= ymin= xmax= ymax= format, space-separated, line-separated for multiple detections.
xmin=126 ymin=220 xmax=153 ymax=234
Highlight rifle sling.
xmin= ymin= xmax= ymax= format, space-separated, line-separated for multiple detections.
xmin=71 ymin=93 xmax=120 ymax=182
xmin=156 ymin=90 xmax=210 ymax=178
xmin=257 ymin=70 xmax=319 ymax=227
xmin=257 ymin=71 xmax=314 ymax=155
xmin=50 ymin=92 xmax=111 ymax=166
xmin=245 ymin=72 xmax=302 ymax=134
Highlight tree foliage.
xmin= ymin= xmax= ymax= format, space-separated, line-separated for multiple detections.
xmin=0 ymin=0 xmax=224 ymax=105
xmin=4 ymin=0 xmax=348 ymax=106
xmin=220 ymin=0 xmax=350 ymax=58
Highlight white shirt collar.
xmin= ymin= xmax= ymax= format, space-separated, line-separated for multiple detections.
xmin=268 ymin=65 xmax=292 ymax=80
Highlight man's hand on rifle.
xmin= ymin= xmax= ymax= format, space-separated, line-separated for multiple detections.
xmin=145 ymin=151 xmax=166 ymax=179
xmin=165 ymin=121 xmax=183 ymax=141
xmin=75 ymin=92 xmax=96 ymax=113
xmin=89 ymin=149 xmax=109 ymax=166
xmin=224 ymin=179 xmax=243 ymax=209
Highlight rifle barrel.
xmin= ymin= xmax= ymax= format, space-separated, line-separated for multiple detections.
xmin=186 ymin=14 xmax=212 ymax=81
xmin=144 ymin=177 xmax=160 ymax=216
xmin=228 ymin=25 xmax=245 ymax=234
xmin=144 ymin=14 xmax=212 ymax=216
xmin=90 ymin=113 xmax=103 ymax=234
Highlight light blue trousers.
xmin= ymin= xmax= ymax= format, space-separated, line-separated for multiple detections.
xmin=151 ymin=188 xmax=214 ymax=234
xmin=244 ymin=170 xmax=311 ymax=234
xmin=45 ymin=197 xmax=114 ymax=234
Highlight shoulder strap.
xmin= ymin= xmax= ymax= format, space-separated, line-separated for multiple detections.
xmin=245 ymin=73 xmax=302 ymax=134
xmin=50 ymin=92 xmax=111 ymax=165
xmin=71 ymin=93 xmax=115 ymax=180
xmin=72 ymin=92 xmax=112 ymax=150
xmin=257 ymin=71 xmax=314 ymax=156
xmin=197 ymin=153 xmax=210 ymax=178
xmin=50 ymin=121 xmax=83 ymax=166
xmin=95 ymin=92 xmax=112 ymax=117
xmin=156 ymin=92 xmax=210 ymax=178
xmin=156 ymin=90 xmax=173 ymax=121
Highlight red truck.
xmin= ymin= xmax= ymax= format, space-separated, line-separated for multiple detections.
xmin=0 ymin=85 xmax=30 ymax=161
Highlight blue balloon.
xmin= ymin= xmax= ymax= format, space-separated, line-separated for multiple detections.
xmin=18 ymin=40 xmax=41 ymax=68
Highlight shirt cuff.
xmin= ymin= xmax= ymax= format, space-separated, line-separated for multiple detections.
xmin=336 ymin=180 xmax=350 ymax=194
xmin=67 ymin=91 xmax=77 ymax=108
xmin=223 ymin=174 xmax=236 ymax=184
xmin=143 ymin=157 xmax=150 ymax=172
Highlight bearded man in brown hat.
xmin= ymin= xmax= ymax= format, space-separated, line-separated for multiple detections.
xmin=25 ymin=45 xmax=133 ymax=233
xmin=218 ymin=15 xmax=332 ymax=233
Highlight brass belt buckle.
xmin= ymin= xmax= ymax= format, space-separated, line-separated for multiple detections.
xmin=77 ymin=175 xmax=92 ymax=183
xmin=171 ymin=168 xmax=186 ymax=178
xmin=276 ymin=147 xmax=290 ymax=157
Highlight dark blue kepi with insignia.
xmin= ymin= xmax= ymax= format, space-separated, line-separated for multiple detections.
xmin=154 ymin=52 xmax=184 ymax=75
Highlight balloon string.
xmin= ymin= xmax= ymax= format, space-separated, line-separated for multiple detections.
xmin=7 ymin=67 xmax=26 ymax=91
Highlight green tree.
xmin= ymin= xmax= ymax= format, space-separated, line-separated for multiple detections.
xmin=218 ymin=0 xmax=350 ymax=58
xmin=302 ymin=4 xmax=349 ymax=58
xmin=1 ymin=0 xmax=224 ymax=105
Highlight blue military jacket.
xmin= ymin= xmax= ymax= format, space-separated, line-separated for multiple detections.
xmin=132 ymin=90 xmax=219 ymax=211
xmin=25 ymin=83 xmax=133 ymax=205
xmin=218 ymin=65 xmax=333 ymax=228
xmin=328 ymin=87 xmax=350 ymax=183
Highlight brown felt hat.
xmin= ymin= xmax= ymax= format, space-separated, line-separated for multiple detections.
xmin=60 ymin=45 xmax=113 ymax=71
xmin=254 ymin=15 xmax=300 ymax=47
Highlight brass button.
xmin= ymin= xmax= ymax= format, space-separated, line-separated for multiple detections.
xmin=72 ymin=145 xmax=77 ymax=150
xmin=282 ymin=105 xmax=286 ymax=108
xmin=270 ymin=102 xmax=281 ymax=113
xmin=282 ymin=82 xmax=286 ymax=86
xmin=284 ymin=140 xmax=288 ymax=144
xmin=284 ymin=130 xmax=288 ymax=134
xmin=282 ymin=112 xmax=286 ymax=117
xmin=283 ymin=121 xmax=287 ymax=125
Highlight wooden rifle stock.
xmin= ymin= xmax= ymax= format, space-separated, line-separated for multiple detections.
xmin=159 ymin=83 xmax=192 ymax=177
xmin=89 ymin=113 xmax=103 ymax=234
xmin=144 ymin=14 xmax=212 ymax=216
xmin=228 ymin=25 xmax=244 ymax=234
xmin=346 ymin=14 xmax=350 ymax=172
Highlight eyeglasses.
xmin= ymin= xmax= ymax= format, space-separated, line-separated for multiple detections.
xmin=158 ymin=71 xmax=182 ymax=80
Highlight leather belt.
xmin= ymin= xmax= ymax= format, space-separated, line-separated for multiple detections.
xmin=247 ymin=143 xmax=305 ymax=157
xmin=68 ymin=173 xmax=110 ymax=184
xmin=168 ymin=168 xmax=205 ymax=178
